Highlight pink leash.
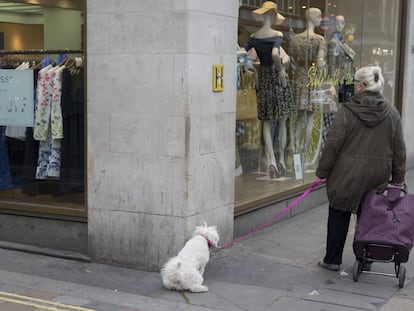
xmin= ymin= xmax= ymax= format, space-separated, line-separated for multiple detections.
xmin=219 ymin=178 xmax=323 ymax=249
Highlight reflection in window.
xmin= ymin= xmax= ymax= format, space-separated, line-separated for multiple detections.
xmin=241 ymin=0 xmax=299 ymax=15
xmin=235 ymin=0 xmax=402 ymax=213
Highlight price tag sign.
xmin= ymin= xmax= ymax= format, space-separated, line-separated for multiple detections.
xmin=0 ymin=69 xmax=34 ymax=127
xmin=293 ymin=153 xmax=303 ymax=180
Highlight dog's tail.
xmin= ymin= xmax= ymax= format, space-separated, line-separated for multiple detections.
xmin=161 ymin=257 xmax=183 ymax=290
xmin=168 ymin=257 xmax=181 ymax=269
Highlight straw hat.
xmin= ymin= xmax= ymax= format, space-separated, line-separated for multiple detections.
xmin=253 ymin=1 xmax=286 ymax=24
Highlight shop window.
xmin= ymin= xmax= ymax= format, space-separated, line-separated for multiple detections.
xmin=241 ymin=0 xmax=299 ymax=15
xmin=0 ymin=0 xmax=86 ymax=218
xmin=236 ymin=0 xmax=402 ymax=214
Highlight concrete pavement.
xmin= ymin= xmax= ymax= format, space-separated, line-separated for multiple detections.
xmin=0 ymin=169 xmax=414 ymax=310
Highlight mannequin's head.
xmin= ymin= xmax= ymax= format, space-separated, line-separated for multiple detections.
xmin=253 ymin=1 xmax=286 ymax=25
xmin=305 ymin=7 xmax=322 ymax=28
xmin=354 ymin=66 xmax=384 ymax=94
xmin=335 ymin=15 xmax=345 ymax=32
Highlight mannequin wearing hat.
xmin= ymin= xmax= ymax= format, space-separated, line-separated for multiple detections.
xmin=241 ymin=1 xmax=294 ymax=178
xmin=290 ymin=7 xmax=327 ymax=163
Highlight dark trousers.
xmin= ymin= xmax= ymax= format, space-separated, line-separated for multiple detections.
xmin=323 ymin=206 xmax=353 ymax=265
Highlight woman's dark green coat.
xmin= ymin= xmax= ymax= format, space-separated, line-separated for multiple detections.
xmin=316 ymin=91 xmax=406 ymax=213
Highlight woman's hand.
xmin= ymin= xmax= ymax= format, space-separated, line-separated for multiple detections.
xmin=389 ymin=182 xmax=405 ymax=188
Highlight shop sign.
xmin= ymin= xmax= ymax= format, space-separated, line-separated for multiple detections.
xmin=0 ymin=69 xmax=34 ymax=127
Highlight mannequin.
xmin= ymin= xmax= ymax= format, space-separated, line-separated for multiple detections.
xmin=274 ymin=46 xmax=291 ymax=174
xmin=290 ymin=7 xmax=326 ymax=157
xmin=328 ymin=15 xmax=346 ymax=59
xmin=242 ymin=1 xmax=294 ymax=178
xmin=328 ymin=15 xmax=356 ymax=102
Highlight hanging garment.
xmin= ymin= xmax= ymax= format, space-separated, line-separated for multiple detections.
xmin=243 ymin=36 xmax=294 ymax=120
xmin=59 ymin=67 xmax=85 ymax=193
xmin=0 ymin=127 xmax=13 ymax=190
xmin=33 ymin=64 xmax=64 ymax=141
xmin=35 ymin=131 xmax=62 ymax=179
xmin=290 ymin=32 xmax=326 ymax=112
xmin=34 ymin=65 xmax=65 ymax=179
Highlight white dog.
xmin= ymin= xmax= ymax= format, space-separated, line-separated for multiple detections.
xmin=161 ymin=222 xmax=219 ymax=293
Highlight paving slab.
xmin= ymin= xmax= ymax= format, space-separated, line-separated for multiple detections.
xmin=266 ymin=296 xmax=364 ymax=311
xmin=156 ymin=281 xmax=287 ymax=311
xmin=322 ymin=277 xmax=397 ymax=299
xmin=302 ymin=288 xmax=385 ymax=310
xmin=0 ymin=247 xmax=163 ymax=296
xmin=226 ymin=206 xmax=328 ymax=266
xmin=206 ymin=252 xmax=331 ymax=291
xmin=154 ymin=287 xmax=245 ymax=311
xmin=378 ymin=297 xmax=414 ymax=311
xmin=0 ymin=270 xmax=215 ymax=311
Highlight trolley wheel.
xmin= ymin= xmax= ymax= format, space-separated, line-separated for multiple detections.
xmin=398 ymin=265 xmax=406 ymax=288
xmin=353 ymin=260 xmax=361 ymax=281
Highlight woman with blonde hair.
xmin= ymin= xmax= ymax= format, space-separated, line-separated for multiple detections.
xmin=353 ymin=66 xmax=385 ymax=93
xmin=316 ymin=65 xmax=406 ymax=271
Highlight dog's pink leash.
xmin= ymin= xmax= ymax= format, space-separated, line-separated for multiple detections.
xmin=218 ymin=178 xmax=323 ymax=249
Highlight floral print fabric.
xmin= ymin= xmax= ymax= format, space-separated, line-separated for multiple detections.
xmin=34 ymin=65 xmax=64 ymax=140
xmin=256 ymin=65 xmax=294 ymax=120
xmin=243 ymin=36 xmax=294 ymax=121
xmin=33 ymin=65 xmax=65 ymax=179
xmin=290 ymin=33 xmax=326 ymax=112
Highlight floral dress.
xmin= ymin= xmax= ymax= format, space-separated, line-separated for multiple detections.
xmin=243 ymin=36 xmax=294 ymax=120
xmin=33 ymin=65 xmax=65 ymax=179
xmin=290 ymin=32 xmax=326 ymax=112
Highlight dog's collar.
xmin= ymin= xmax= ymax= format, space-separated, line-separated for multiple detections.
xmin=201 ymin=235 xmax=215 ymax=249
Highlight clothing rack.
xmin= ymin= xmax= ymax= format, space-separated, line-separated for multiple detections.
xmin=0 ymin=49 xmax=84 ymax=55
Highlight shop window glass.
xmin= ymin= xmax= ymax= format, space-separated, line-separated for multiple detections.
xmin=0 ymin=0 xmax=86 ymax=217
xmin=242 ymin=0 xmax=298 ymax=15
xmin=236 ymin=0 xmax=402 ymax=213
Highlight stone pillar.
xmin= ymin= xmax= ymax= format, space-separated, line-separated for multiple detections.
xmin=86 ymin=0 xmax=238 ymax=270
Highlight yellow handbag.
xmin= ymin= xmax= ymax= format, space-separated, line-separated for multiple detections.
xmin=236 ymin=68 xmax=257 ymax=120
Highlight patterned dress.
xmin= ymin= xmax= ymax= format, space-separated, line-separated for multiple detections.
xmin=290 ymin=32 xmax=326 ymax=111
xmin=34 ymin=65 xmax=65 ymax=179
xmin=243 ymin=36 xmax=294 ymax=121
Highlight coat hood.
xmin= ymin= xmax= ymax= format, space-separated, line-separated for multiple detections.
xmin=344 ymin=91 xmax=391 ymax=127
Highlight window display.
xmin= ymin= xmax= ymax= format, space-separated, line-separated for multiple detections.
xmin=241 ymin=1 xmax=294 ymax=179
xmin=290 ymin=7 xmax=326 ymax=165
xmin=0 ymin=1 xmax=85 ymax=217
xmin=236 ymin=0 xmax=403 ymax=212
